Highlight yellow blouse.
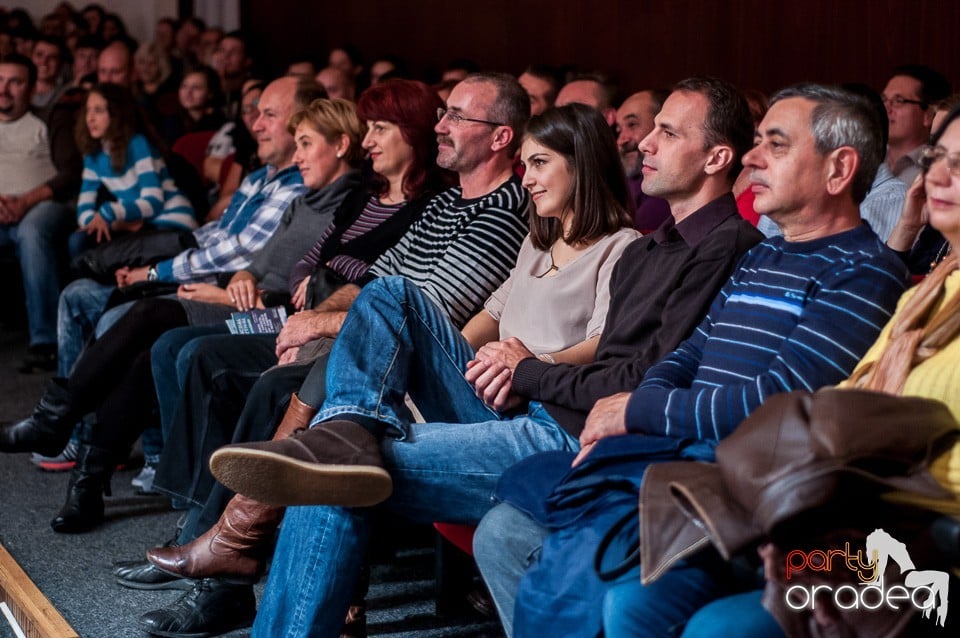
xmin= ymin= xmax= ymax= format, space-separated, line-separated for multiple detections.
xmin=842 ymin=271 xmax=960 ymax=513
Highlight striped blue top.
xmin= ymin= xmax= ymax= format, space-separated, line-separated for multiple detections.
xmin=625 ymin=223 xmax=908 ymax=443
xmin=77 ymin=133 xmax=196 ymax=231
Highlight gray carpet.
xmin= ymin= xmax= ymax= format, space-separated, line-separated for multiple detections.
xmin=0 ymin=327 xmax=501 ymax=637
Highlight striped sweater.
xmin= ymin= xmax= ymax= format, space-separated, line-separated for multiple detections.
xmin=625 ymin=224 xmax=909 ymax=442
xmin=365 ymin=176 xmax=529 ymax=328
xmin=77 ymin=133 xmax=196 ymax=231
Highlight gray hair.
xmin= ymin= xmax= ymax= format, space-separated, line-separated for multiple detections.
xmin=461 ymin=72 xmax=531 ymax=154
xmin=770 ymin=84 xmax=883 ymax=204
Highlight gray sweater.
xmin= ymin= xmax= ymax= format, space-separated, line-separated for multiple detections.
xmin=247 ymin=170 xmax=362 ymax=292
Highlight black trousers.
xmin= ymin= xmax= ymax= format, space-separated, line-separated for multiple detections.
xmin=153 ymin=333 xmax=332 ymax=539
xmin=68 ymin=297 xmax=187 ymax=453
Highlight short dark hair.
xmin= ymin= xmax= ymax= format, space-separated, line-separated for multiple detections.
xmin=33 ymin=35 xmax=68 ymax=66
xmin=525 ymin=103 xmax=632 ymax=250
xmin=0 ymin=53 xmax=37 ymax=87
xmin=770 ymin=83 xmax=884 ymax=204
xmin=646 ymin=88 xmax=671 ymax=113
xmin=673 ymin=77 xmax=753 ymax=182
xmin=891 ymin=64 xmax=951 ymax=108
xmin=462 ymin=72 xmax=531 ymax=154
xmin=74 ymin=34 xmax=104 ymax=53
xmin=522 ymin=64 xmax=562 ymax=104
xmin=564 ymin=71 xmax=619 ymax=108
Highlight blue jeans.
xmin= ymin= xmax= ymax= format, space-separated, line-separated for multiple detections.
xmin=254 ymin=276 xmax=579 ymax=635
xmin=474 ymin=503 xmax=550 ymax=637
xmin=681 ymin=590 xmax=782 ymax=638
xmin=602 ymin=561 xmax=734 ymax=638
xmin=0 ymin=201 xmax=75 ymax=346
xmin=57 ymin=278 xmax=114 ymax=377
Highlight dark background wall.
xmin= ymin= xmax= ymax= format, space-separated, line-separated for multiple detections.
xmin=243 ymin=0 xmax=958 ymax=98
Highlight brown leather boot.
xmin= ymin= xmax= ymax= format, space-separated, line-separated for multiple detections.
xmin=146 ymin=393 xmax=317 ymax=581
xmin=274 ymin=392 xmax=316 ymax=439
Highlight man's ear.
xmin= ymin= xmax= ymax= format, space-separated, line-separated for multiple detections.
xmin=490 ymin=125 xmax=515 ymax=153
xmin=703 ymin=145 xmax=734 ymax=176
xmin=824 ymin=146 xmax=860 ymax=196
xmin=923 ymin=106 xmax=936 ymax=129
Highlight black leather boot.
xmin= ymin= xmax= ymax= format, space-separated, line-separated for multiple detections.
xmin=138 ymin=578 xmax=256 ymax=637
xmin=50 ymin=444 xmax=114 ymax=534
xmin=0 ymin=378 xmax=78 ymax=456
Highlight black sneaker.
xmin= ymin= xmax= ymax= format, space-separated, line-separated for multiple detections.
xmin=18 ymin=344 xmax=57 ymax=374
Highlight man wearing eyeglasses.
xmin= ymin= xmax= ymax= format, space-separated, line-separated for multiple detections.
xmin=882 ymin=64 xmax=951 ymax=185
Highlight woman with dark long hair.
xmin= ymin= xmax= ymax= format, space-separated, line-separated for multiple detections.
xmin=72 ymin=83 xmax=196 ymax=256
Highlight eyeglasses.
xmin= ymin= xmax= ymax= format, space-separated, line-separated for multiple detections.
xmin=437 ymin=107 xmax=505 ymax=127
xmin=881 ymin=95 xmax=927 ymax=109
xmin=919 ymin=145 xmax=960 ymax=176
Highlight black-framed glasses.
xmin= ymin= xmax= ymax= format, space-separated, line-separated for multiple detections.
xmin=881 ymin=95 xmax=927 ymax=109
xmin=437 ymin=107 xmax=505 ymax=127
xmin=919 ymin=145 xmax=960 ymax=176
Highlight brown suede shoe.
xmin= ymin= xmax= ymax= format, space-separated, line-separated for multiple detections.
xmin=209 ymin=420 xmax=392 ymax=508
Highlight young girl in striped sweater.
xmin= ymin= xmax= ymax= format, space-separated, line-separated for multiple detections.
xmin=72 ymin=83 xmax=196 ymax=255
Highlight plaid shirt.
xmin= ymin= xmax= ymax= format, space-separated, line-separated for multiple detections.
xmin=154 ymin=165 xmax=306 ymax=283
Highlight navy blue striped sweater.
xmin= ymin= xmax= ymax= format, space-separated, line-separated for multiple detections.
xmin=625 ymin=223 xmax=908 ymax=442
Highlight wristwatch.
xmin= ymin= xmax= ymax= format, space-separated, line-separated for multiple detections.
xmin=147 ymin=265 xmax=158 ymax=282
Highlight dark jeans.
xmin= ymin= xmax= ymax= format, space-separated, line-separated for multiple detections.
xmin=152 ymin=333 xmax=331 ymax=541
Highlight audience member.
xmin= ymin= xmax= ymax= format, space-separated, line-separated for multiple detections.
xmin=327 ymin=45 xmax=365 ymax=87
xmin=614 ymin=89 xmax=670 ymax=231
xmin=0 ymin=53 xmax=81 ymax=372
xmin=315 ymin=66 xmax=355 ymax=101
xmin=442 ymin=58 xmax=480 ymax=83
xmin=214 ymin=31 xmax=252 ymax=119
xmin=758 ymin=83 xmax=908 ymax=243
xmin=518 ymin=64 xmax=560 ymax=116
xmin=160 ymin=65 xmax=225 ymax=145
xmin=882 ymin=64 xmax=951 ymax=185
xmin=79 ymin=3 xmax=105 ymax=38
xmin=556 ymin=72 xmax=617 ymax=126
xmin=132 ymin=40 xmax=178 ymax=124
xmin=96 ymin=40 xmax=133 ymax=86
xmin=70 ymin=83 xmax=196 ymax=257
xmin=285 ymin=59 xmax=316 ymax=79
xmin=29 ymin=35 xmax=68 ymax=119
xmin=172 ymin=17 xmax=204 ymax=68
xmin=69 ymin=34 xmax=100 ymax=88
xmin=202 ymin=79 xmax=265 ymax=220
xmin=369 ymin=54 xmax=406 ymax=84
xmin=474 ymin=83 xmax=910 ymax=638
xmin=197 ymin=27 xmax=223 ymax=68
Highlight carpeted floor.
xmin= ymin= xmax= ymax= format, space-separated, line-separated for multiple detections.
xmin=0 ymin=327 xmax=501 ymax=638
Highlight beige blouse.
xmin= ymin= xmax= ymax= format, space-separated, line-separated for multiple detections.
xmin=484 ymin=227 xmax=640 ymax=355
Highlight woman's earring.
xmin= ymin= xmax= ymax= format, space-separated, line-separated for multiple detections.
xmin=336 ymin=151 xmax=344 ymax=158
